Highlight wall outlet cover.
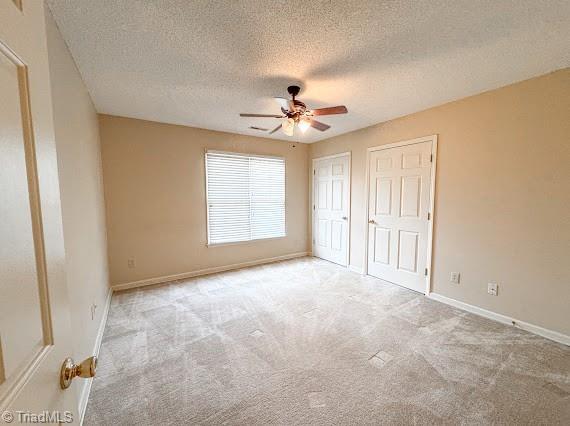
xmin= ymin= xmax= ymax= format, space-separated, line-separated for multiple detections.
xmin=450 ymin=272 xmax=460 ymax=284
xmin=488 ymin=282 xmax=498 ymax=296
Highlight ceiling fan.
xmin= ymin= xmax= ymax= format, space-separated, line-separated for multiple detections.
xmin=240 ymin=85 xmax=348 ymax=136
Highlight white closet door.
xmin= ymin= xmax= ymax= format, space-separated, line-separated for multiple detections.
xmin=1 ymin=1 xmax=77 ymax=418
xmin=367 ymin=142 xmax=432 ymax=293
xmin=313 ymin=155 xmax=350 ymax=266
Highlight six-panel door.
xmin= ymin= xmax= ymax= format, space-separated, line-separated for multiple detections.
xmin=313 ymin=155 xmax=350 ymax=266
xmin=0 ymin=0 xmax=77 ymax=419
xmin=367 ymin=142 xmax=432 ymax=293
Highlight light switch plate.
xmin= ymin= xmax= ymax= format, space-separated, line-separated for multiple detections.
xmin=488 ymin=282 xmax=498 ymax=296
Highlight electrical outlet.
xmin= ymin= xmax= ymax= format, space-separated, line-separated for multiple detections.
xmin=127 ymin=258 xmax=136 ymax=268
xmin=450 ymin=272 xmax=460 ymax=284
xmin=487 ymin=282 xmax=498 ymax=296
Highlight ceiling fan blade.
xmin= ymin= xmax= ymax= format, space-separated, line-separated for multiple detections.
xmin=310 ymin=119 xmax=331 ymax=131
xmin=240 ymin=113 xmax=284 ymax=118
xmin=269 ymin=124 xmax=282 ymax=134
xmin=275 ymin=97 xmax=296 ymax=112
xmin=274 ymin=97 xmax=289 ymax=110
xmin=311 ymin=106 xmax=348 ymax=116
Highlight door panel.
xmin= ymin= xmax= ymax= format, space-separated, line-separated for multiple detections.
xmin=317 ymin=219 xmax=328 ymax=247
xmin=317 ymin=181 xmax=328 ymax=208
xmin=331 ymin=180 xmax=343 ymax=210
xmin=376 ymin=156 xmax=392 ymax=170
xmin=1 ymin=0 xmax=76 ymax=419
xmin=400 ymin=175 xmax=421 ymax=217
xmin=331 ymin=221 xmax=343 ymax=251
xmin=367 ymin=141 xmax=432 ymax=293
xmin=0 ymin=38 xmax=48 ymax=389
xmin=313 ymin=155 xmax=350 ymax=266
xmin=398 ymin=230 xmax=419 ymax=272
xmin=376 ymin=178 xmax=392 ymax=215
xmin=373 ymin=228 xmax=390 ymax=264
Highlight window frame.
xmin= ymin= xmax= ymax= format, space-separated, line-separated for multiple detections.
xmin=204 ymin=149 xmax=287 ymax=247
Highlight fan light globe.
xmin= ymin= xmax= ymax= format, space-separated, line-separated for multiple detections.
xmin=298 ymin=119 xmax=310 ymax=133
xmin=282 ymin=118 xmax=295 ymax=136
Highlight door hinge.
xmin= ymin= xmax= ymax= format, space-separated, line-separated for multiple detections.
xmin=313 ymin=169 xmax=316 ymax=175
xmin=425 ymin=268 xmax=428 ymax=276
xmin=430 ymin=154 xmax=433 ymax=162
xmin=427 ymin=212 xmax=431 ymax=220
xmin=313 ymin=205 xmax=315 ymax=210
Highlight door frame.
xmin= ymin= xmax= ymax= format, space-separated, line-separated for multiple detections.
xmin=311 ymin=151 xmax=352 ymax=267
xmin=363 ymin=135 xmax=438 ymax=294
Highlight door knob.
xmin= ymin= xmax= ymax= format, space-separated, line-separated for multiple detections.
xmin=368 ymin=219 xmax=376 ymax=224
xmin=342 ymin=216 xmax=348 ymax=220
xmin=60 ymin=356 xmax=97 ymax=389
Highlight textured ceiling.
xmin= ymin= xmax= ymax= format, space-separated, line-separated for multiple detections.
xmin=47 ymin=0 xmax=570 ymax=143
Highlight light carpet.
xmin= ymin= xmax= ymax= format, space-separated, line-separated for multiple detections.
xmin=85 ymin=257 xmax=570 ymax=425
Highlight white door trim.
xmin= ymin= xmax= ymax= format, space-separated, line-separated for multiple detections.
xmin=312 ymin=151 xmax=352 ymax=161
xmin=312 ymin=152 xmax=351 ymax=267
xmin=363 ymin=135 xmax=438 ymax=294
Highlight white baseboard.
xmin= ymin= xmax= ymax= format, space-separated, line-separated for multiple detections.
xmin=78 ymin=288 xmax=112 ymax=425
xmin=93 ymin=289 xmax=112 ymax=357
xmin=112 ymin=251 xmax=310 ymax=291
xmin=428 ymin=293 xmax=569 ymax=346
xmin=348 ymin=264 xmax=364 ymax=275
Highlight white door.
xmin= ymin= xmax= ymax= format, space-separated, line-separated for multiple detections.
xmin=367 ymin=141 xmax=433 ymax=293
xmin=1 ymin=1 xmax=78 ymax=421
xmin=313 ymin=154 xmax=350 ymax=266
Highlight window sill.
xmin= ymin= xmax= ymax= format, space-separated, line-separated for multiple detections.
xmin=207 ymin=235 xmax=286 ymax=248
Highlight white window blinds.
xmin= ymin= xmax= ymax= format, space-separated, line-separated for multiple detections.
xmin=206 ymin=151 xmax=285 ymax=245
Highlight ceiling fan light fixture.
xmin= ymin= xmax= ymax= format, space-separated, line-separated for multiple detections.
xmin=282 ymin=118 xmax=295 ymax=136
xmin=298 ymin=118 xmax=310 ymax=133
xmin=240 ymin=85 xmax=348 ymax=136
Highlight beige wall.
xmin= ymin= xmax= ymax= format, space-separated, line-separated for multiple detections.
xmin=310 ymin=69 xmax=570 ymax=335
xmin=99 ymin=115 xmax=309 ymax=285
xmin=45 ymin=8 xmax=110 ymax=405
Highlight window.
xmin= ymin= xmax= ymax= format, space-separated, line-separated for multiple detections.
xmin=205 ymin=151 xmax=285 ymax=245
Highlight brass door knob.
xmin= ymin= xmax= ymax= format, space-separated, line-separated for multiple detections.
xmin=60 ymin=356 xmax=97 ymax=389
xmin=368 ymin=219 xmax=376 ymax=224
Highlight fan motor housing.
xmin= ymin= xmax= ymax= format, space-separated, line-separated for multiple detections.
xmin=287 ymin=85 xmax=301 ymax=98
xmin=282 ymin=100 xmax=307 ymax=119
xmin=293 ymin=100 xmax=306 ymax=112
